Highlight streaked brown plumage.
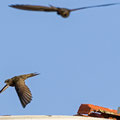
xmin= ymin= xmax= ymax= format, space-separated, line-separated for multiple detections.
xmin=0 ymin=73 xmax=39 ymax=108
xmin=9 ymin=3 xmax=120 ymax=18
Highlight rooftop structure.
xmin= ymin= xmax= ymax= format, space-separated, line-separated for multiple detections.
xmin=1 ymin=104 xmax=120 ymax=120
xmin=76 ymin=104 xmax=120 ymax=119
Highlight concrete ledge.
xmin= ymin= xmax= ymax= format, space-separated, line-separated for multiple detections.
xmin=0 ymin=115 xmax=108 ymax=120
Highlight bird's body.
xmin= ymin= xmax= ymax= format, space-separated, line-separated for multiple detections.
xmin=0 ymin=73 xmax=39 ymax=108
xmin=9 ymin=3 xmax=120 ymax=18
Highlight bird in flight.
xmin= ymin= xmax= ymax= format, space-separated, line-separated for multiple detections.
xmin=9 ymin=3 xmax=120 ymax=18
xmin=0 ymin=73 xmax=39 ymax=108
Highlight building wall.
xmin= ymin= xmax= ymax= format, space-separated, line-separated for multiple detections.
xmin=0 ymin=115 xmax=109 ymax=120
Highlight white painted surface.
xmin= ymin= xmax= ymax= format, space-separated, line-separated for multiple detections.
xmin=0 ymin=115 xmax=109 ymax=120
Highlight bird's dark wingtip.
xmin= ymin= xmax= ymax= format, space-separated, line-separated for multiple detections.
xmin=9 ymin=4 xmax=18 ymax=9
xmin=33 ymin=72 xmax=40 ymax=75
xmin=9 ymin=4 xmax=17 ymax=7
xmin=9 ymin=5 xmax=13 ymax=7
xmin=9 ymin=4 xmax=23 ymax=8
xmin=23 ymin=105 xmax=26 ymax=108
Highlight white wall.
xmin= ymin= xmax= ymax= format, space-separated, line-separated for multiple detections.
xmin=0 ymin=115 xmax=109 ymax=120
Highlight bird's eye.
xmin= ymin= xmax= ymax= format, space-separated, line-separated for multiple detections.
xmin=62 ymin=12 xmax=70 ymax=18
xmin=63 ymin=13 xmax=68 ymax=17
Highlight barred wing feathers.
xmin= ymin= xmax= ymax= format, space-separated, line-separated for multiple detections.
xmin=15 ymin=80 xmax=32 ymax=108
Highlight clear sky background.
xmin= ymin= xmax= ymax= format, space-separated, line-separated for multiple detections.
xmin=0 ymin=0 xmax=120 ymax=116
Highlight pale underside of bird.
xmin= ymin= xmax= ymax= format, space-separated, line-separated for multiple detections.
xmin=9 ymin=3 xmax=120 ymax=18
xmin=0 ymin=73 xmax=39 ymax=108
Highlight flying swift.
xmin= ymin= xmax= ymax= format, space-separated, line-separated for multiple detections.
xmin=9 ymin=3 xmax=120 ymax=18
xmin=0 ymin=73 xmax=39 ymax=108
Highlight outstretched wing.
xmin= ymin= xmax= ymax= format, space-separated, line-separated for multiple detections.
xmin=15 ymin=80 xmax=32 ymax=108
xmin=70 ymin=3 xmax=120 ymax=11
xmin=9 ymin=4 xmax=58 ymax=12
xmin=17 ymin=73 xmax=40 ymax=80
xmin=0 ymin=85 xmax=9 ymax=93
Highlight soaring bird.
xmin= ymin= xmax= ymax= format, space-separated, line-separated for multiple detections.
xmin=9 ymin=3 xmax=120 ymax=18
xmin=0 ymin=73 xmax=39 ymax=108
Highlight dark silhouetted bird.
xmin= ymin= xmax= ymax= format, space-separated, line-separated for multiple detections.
xmin=0 ymin=73 xmax=39 ymax=108
xmin=9 ymin=3 xmax=120 ymax=18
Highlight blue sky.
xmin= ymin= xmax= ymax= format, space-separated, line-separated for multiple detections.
xmin=0 ymin=0 xmax=120 ymax=116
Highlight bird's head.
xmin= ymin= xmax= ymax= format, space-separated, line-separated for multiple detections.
xmin=5 ymin=79 xmax=10 ymax=84
xmin=57 ymin=8 xmax=70 ymax=18
xmin=5 ymin=78 xmax=15 ymax=86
